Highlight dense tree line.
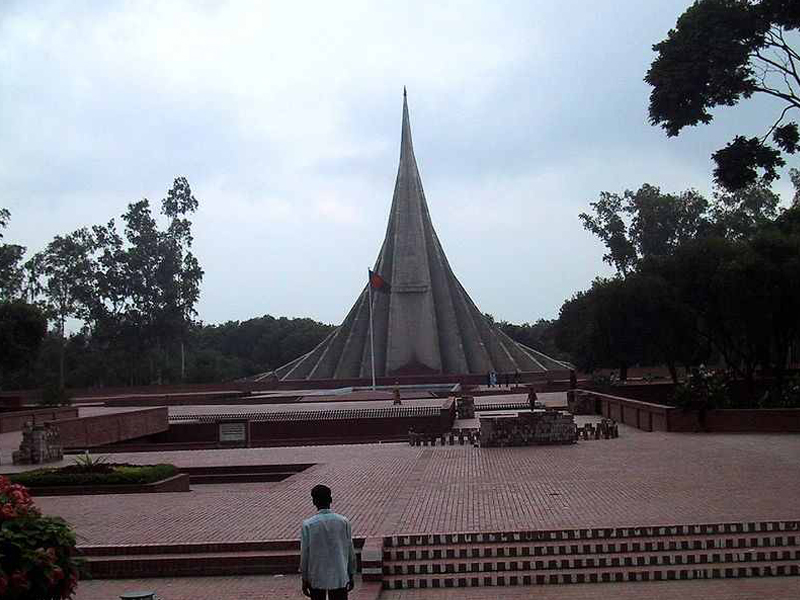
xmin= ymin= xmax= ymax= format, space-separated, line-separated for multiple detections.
xmin=1 ymin=178 xmax=204 ymax=391
xmin=556 ymin=179 xmax=800 ymax=396
xmin=487 ymin=316 xmax=571 ymax=363
xmin=1 ymin=315 xmax=334 ymax=389
xmin=555 ymin=0 xmax=800 ymax=404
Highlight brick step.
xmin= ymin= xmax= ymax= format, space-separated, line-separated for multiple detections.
xmin=383 ymin=520 xmax=800 ymax=547
xmin=383 ymin=545 xmax=800 ymax=575
xmin=79 ymin=539 xmax=301 ymax=556
xmin=85 ymin=550 xmax=301 ymax=578
xmin=383 ymin=533 xmax=799 ymax=560
xmin=382 ymin=560 xmax=800 ymax=589
xmin=189 ymin=472 xmax=297 ymax=484
xmin=180 ymin=464 xmax=314 ymax=475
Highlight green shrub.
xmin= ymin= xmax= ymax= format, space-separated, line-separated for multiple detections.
xmin=0 ymin=476 xmax=82 ymax=599
xmin=673 ymin=367 xmax=732 ymax=410
xmin=38 ymin=384 xmax=72 ymax=407
xmin=10 ymin=464 xmax=178 ymax=488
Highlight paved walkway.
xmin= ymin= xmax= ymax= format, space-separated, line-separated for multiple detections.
xmin=381 ymin=578 xmax=800 ymax=599
xmin=75 ymin=575 xmax=381 ymax=600
xmin=24 ymin=421 xmax=800 ymax=546
xmin=73 ymin=574 xmax=800 ymax=600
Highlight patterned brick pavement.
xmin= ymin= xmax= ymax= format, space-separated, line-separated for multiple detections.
xmin=380 ymin=578 xmax=800 ymax=599
xmin=73 ymin=574 xmax=800 ymax=599
xmin=74 ymin=575 xmax=382 ymax=600
xmin=24 ymin=418 xmax=800 ymax=546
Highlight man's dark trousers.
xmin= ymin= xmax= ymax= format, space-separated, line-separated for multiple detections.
xmin=310 ymin=588 xmax=347 ymax=600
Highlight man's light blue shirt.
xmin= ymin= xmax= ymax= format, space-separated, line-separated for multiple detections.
xmin=300 ymin=509 xmax=356 ymax=590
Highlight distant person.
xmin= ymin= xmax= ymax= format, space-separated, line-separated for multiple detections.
xmin=528 ymin=387 xmax=538 ymax=411
xmin=486 ymin=371 xmax=492 ymax=387
xmin=301 ymin=484 xmax=356 ymax=599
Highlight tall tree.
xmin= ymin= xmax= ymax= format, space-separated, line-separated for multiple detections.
xmin=646 ymin=0 xmax=799 ymax=191
xmin=0 ymin=300 xmax=47 ymax=389
xmin=0 ymin=208 xmax=26 ymax=300
xmin=579 ymin=184 xmax=710 ymax=276
xmin=161 ymin=177 xmax=203 ymax=381
xmin=27 ymin=229 xmax=97 ymax=389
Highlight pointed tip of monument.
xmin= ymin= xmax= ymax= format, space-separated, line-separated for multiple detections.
xmin=403 ymin=86 xmax=407 ymax=98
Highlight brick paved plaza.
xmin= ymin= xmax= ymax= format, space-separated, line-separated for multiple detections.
xmin=72 ymin=574 xmax=800 ymax=600
xmin=6 ymin=392 xmax=799 ymax=597
xmin=28 ymin=413 xmax=800 ymax=547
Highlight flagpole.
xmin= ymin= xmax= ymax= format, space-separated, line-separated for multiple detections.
xmin=368 ymin=269 xmax=376 ymax=390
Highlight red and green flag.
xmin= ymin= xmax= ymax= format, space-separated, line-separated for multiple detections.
xmin=369 ymin=269 xmax=391 ymax=293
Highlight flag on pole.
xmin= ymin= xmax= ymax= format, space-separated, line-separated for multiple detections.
xmin=369 ymin=269 xmax=391 ymax=293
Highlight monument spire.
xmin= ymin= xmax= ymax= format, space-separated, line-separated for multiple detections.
xmin=263 ymin=93 xmax=570 ymax=381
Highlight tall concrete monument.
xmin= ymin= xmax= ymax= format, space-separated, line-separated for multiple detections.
xmin=265 ymin=91 xmax=570 ymax=381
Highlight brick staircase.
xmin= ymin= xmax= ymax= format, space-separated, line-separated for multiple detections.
xmin=381 ymin=521 xmax=800 ymax=590
xmin=180 ymin=463 xmax=314 ymax=484
xmin=83 ymin=538 xmax=369 ymax=579
xmin=81 ymin=540 xmax=304 ymax=578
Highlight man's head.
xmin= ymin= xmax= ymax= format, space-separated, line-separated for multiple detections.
xmin=311 ymin=484 xmax=332 ymax=509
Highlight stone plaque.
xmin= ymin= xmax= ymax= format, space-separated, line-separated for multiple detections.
xmin=218 ymin=421 xmax=247 ymax=443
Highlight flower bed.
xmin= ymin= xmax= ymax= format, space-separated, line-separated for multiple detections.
xmin=0 ymin=476 xmax=81 ymax=599
xmin=10 ymin=463 xmax=177 ymax=488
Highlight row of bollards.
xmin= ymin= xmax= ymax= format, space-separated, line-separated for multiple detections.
xmin=577 ymin=418 xmax=619 ymax=440
xmin=408 ymin=429 xmax=478 ymax=446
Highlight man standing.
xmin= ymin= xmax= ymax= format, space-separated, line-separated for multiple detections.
xmin=301 ymin=484 xmax=356 ymax=599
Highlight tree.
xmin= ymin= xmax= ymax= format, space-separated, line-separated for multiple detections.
xmin=27 ymin=229 xmax=97 ymax=390
xmin=0 ymin=301 xmax=47 ymax=389
xmin=708 ymin=183 xmax=781 ymax=238
xmin=646 ymin=0 xmax=800 ymax=190
xmin=160 ymin=177 xmax=203 ymax=381
xmin=0 ymin=209 xmax=26 ymax=301
xmin=555 ymin=278 xmax=650 ymax=379
xmin=579 ymin=184 xmax=710 ymax=275
xmin=495 ymin=319 xmax=571 ymax=362
xmin=115 ymin=179 xmax=204 ymax=384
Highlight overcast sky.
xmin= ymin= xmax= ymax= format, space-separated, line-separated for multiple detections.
xmin=1 ymin=1 xmax=795 ymax=327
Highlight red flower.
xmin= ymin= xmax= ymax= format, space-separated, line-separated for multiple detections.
xmin=10 ymin=571 xmax=29 ymax=590
xmin=1 ymin=504 xmax=18 ymax=520
xmin=0 ymin=575 xmax=8 ymax=595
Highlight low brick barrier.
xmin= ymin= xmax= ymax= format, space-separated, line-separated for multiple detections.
xmin=572 ymin=389 xmax=800 ymax=433
xmin=572 ymin=390 xmax=695 ymax=432
xmin=109 ymin=401 xmax=455 ymax=450
xmin=54 ymin=407 xmax=169 ymax=449
xmin=705 ymin=409 xmax=800 ymax=432
xmin=26 ymin=473 xmax=190 ymax=496
xmin=0 ymin=407 xmax=79 ymax=433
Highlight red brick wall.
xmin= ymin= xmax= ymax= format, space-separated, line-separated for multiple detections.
xmin=131 ymin=408 xmax=453 ymax=449
xmin=54 ymin=407 xmax=168 ymax=448
xmin=0 ymin=407 xmax=79 ymax=433
xmin=580 ymin=389 xmax=800 ymax=433
xmin=705 ymin=409 xmax=800 ymax=432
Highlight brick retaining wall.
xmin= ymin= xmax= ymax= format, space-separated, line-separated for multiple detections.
xmin=108 ymin=401 xmax=455 ymax=450
xmin=705 ymin=409 xmax=800 ymax=432
xmin=0 ymin=407 xmax=79 ymax=433
xmin=27 ymin=473 xmax=190 ymax=496
xmin=573 ymin=389 xmax=800 ymax=433
xmin=54 ymin=407 xmax=169 ymax=448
